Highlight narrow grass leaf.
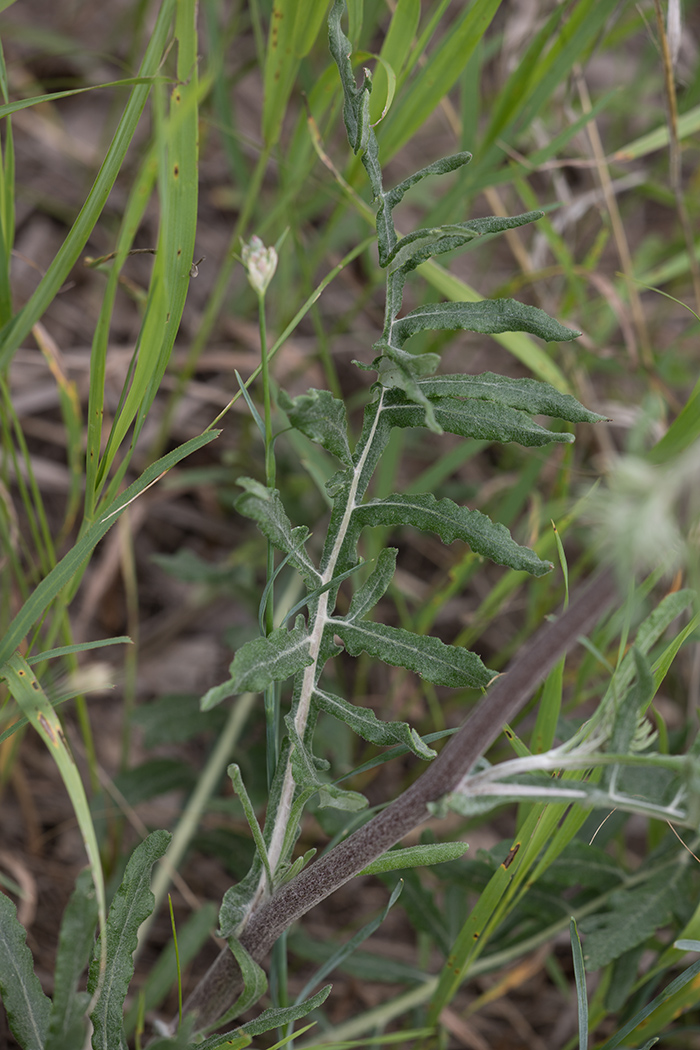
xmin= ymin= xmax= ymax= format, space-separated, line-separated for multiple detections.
xmin=368 ymin=0 xmax=420 ymax=124
xmin=0 ymin=891 xmax=51 ymax=1050
xmin=0 ymin=430 xmax=219 ymax=667
xmin=88 ymin=830 xmax=172 ymax=1050
xmin=332 ymin=619 xmax=494 ymax=689
xmin=377 ymin=0 xmax=501 ymax=162
xmin=0 ymin=0 xmax=177 ymax=370
xmin=0 ymin=654 xmax=107 ymax=962
xmin=570 ymin=918 xmax=589 ymax=1050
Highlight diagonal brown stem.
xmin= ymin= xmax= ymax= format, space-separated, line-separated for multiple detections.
xmin=179 ymin=568 xmax=618 ymax=1031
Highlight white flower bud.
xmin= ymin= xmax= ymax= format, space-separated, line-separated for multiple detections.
xmin=241 ymin=235 xmax=277 ymax=295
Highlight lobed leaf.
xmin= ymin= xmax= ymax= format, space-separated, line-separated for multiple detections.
xmin=88 ymin=830 xmax=172 ymax=1050
xmin=385 ymin=211 xmax=544 ymax=276
xmin=349 ymin=493 xmax=552 ymax=575
xmin=390 ymin=299 xmax=580 ymax=349
xmin=332 ymin=619 xmax=495 ymax=689
xmin=380 ymin=390 xmax=577 ymax=447
xmin=227 ymin=619 xmax=313 ymax=695
xmin=0 ymin=891 xmax=51 ymax=1050
xmin=579 ymin=868 xmax=680 ymax=971
xmin=46 ymin=868 xmax=99 ymax=1050
xmin=194 ymin=986 xmax=333 ymax=1049
xmin=235 ymin=478 xmax=321 ymax=586
xmin=313 ymin=686 xmax=436 ymax=759
xmin=278 ymin=388 xmax=353 ymax=466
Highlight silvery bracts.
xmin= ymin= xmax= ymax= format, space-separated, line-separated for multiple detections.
xmin=179 ymin=567 xmax=618 ymax=1031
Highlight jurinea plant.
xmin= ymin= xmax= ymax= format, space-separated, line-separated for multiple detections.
xmin=174 ymin=0 xmax=611 ymax=1033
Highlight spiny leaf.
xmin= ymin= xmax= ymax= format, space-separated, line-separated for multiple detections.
xmin=416 ymin=372 xmax=608 ymax=424
xmin=349 ymin=493 xmax=552 ymax=575
xmin=0 ymin=891 xmax=51 ymax=1050
xmin=88 ymin=830 xmax=172 ymax=1050
xmin=227 ymin=618 xmax=313 ymax=695
xmin=332 ymin=619 xmax=495 ymax=689
xmin=313 ymin=686 xmax=436 ymax=759
xmin=390 ymin=299 xmax=580 ymax=349
xmin=235 ymin=478 xmax=321 ymax=585
xmin=278 ymin=388 xmax=353 ymax=465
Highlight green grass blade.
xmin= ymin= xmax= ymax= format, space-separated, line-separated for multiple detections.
xmin=0 ymin=430 xmax=219 ymax=666
xmin=101 ymin=2 xmax=199 ymax=467
xmin=369 ymin=0 xmax=421 ymax=125
xmin=570 ymin=918 xmax=589 ymax=1050
xmin=0 ymin=653 xmax=108 ymax=971
xmin=377 ymin=0 xmax=501 ymax=162
xmin=0 ymin=0 xmax=176 ymax=371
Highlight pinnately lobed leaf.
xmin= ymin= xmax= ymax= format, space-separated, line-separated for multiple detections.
xmin=348 ymin=493 xmax=552 ymax=575
xmin=331 ymin=619 xmax=495 ymax=689
xmin=45 ymin=868 xmax=99 ymax=1050
xmin=389 ymin=299 xmax=581 ymax=349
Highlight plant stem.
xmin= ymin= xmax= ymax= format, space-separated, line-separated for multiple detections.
xmin=178 ymin=567 xmax=619 ymax=1030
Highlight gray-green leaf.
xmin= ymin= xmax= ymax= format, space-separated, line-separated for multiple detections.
xmin=313 ymin=686 xmax=436 ymax=760
xmin=88 ymin=830 xmax=172 ymax=1050
xmin=360 ymin=842 xmax=468 ymax=875
xmin=228 ymin=618 xmax=313 ymax=694
xmin=390 ymin=299 xmax=580 ymax=348
xmin=235 ymin=478 xmax=321 ymax=586
xmin=46 ymin=868 xmax=98 ymax=1050
xmin=279 ymin=388 xmax=353 ymax=466
xmin=417 ymin=372 xmax=607 ymax=424
xmin=332 ymin=619 xmax=494 ymax=689
xmin=349 ymin=493 xmax=551 ymax=575
xmin=0 ymin=891 xmax=51 ymax=1050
